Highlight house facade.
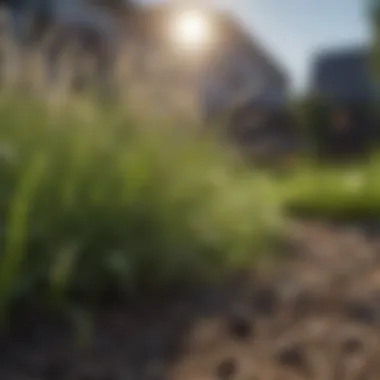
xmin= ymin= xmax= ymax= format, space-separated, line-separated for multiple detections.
xmin=310 ymin=46 xmax=376 ymax=158
xmin=198 ymin=14 xmax=288 ymax=119
xmin=124 ymin=6 xmax=289 ymax=120
xmin=311 ymin=46 xmax=374 ymax=103
xmin=5 ymin=1 xmax=289 ymax=120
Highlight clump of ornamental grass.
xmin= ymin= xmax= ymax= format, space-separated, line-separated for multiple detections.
xmin=0 ymin=23 xmax=283 ymax=318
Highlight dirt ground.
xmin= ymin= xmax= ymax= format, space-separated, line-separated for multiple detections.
xmin=1 ymin=220 xmax=380 ymax=380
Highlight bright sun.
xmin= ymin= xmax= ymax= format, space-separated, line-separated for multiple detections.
xmin=172 ymin=10 xmax=212 ymax=50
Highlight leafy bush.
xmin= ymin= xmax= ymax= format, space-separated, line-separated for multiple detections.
xmin=0 ymin=94 xmax=283 ymax=316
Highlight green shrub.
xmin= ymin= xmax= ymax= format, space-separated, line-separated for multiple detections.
xmin=281 ymin=154 xmax=380 ymax=219
xmin=0 ymin=94 xmax=283 ymax=316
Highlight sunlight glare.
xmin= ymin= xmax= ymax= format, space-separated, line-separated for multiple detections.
xmin=171 ymin=9 xmax=213 ymax=51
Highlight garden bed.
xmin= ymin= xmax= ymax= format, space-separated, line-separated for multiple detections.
xmin=1 ymin=221 xmax=380 ymax=379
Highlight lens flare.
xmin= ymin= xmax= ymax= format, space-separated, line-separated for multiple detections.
xmin=171 ymin=10 xmax=212 ymax=51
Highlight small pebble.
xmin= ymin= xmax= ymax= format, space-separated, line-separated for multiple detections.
xmin=341 ymin=337 xmax=364 ymax=355
xmin=274 ymin=344 xmax=308 ymax=373
xmin=227 ymin=314 xmax=253 ymax=341
xmin=253 ymin=286 xmax=279 ymax=316
xmin=292 ymin=290 xmax=315 ymax=317
xmin=216 ymin=358 xmax=238 ymax=380
xmin=344 ymin=301 xmax=377 ymax=325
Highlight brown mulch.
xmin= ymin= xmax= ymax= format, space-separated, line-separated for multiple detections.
xmin=2 ymin=220 xmax=380 ymax=380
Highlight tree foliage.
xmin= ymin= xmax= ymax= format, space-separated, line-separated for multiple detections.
xmin=370 ymin=0 xmax=380 ymax=98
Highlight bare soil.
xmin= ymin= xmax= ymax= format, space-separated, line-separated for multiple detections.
xmin=2 ymin=220 xmax=380 ymax=380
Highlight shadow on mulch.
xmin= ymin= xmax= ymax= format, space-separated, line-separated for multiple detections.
xmin=0 ymin=274 xmax=264 ymax=380
xmin=2 ymin=221 xmax=380 ymax=379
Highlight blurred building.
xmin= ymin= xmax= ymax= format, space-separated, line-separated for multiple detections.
xmin=311 ymin=46 xmax=374 ymax=103
xmin=126 ymin=5 xmax=289 ymax=120
xmin=197 ymin=12 xmax=289 ymax=118
xmin=311 ymin=46 xmax=376 ymax=159
xmin=4 ymin=1 xmax=289 ymax=120
xmin=4 ymin=0 xmax=127 ymax=48
xmin=127 ymin=5 xmax=292 ymax=163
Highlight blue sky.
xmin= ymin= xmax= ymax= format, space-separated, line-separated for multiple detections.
xmin=220 ymin=0 xmax=370 ymax=92
xmin=142 ymin=0 xmax=370 ymax=92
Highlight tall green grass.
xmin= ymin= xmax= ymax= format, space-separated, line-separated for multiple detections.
xmin=0 ymin=93 xmax=283 ymax=315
